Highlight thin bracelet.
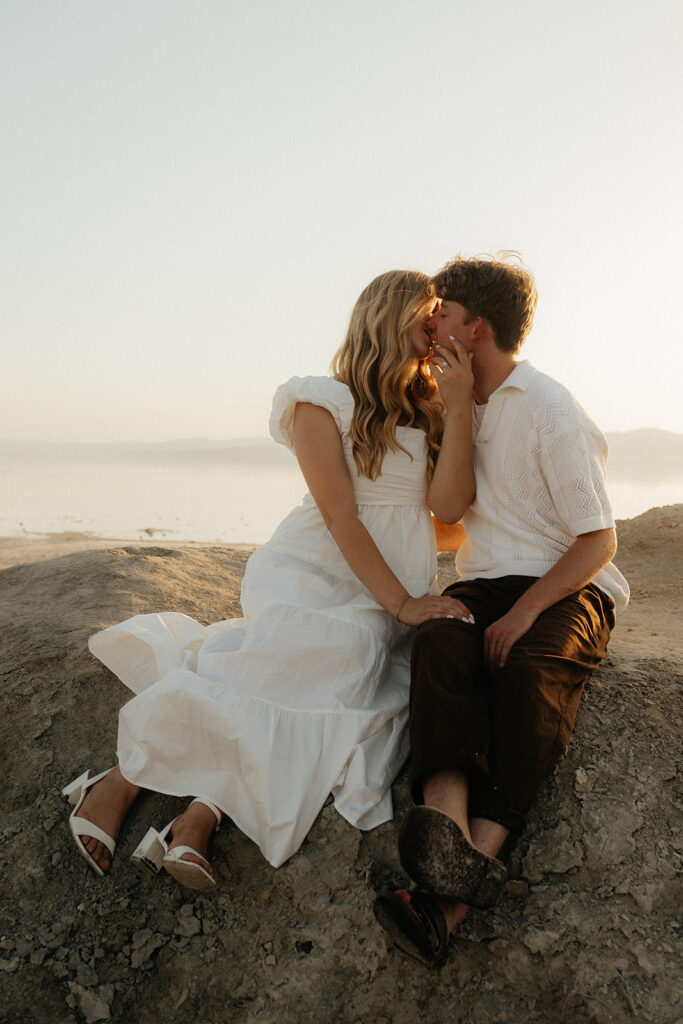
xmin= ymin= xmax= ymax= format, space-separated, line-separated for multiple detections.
xmin=394 ymin=595 xmax=411 ymax=621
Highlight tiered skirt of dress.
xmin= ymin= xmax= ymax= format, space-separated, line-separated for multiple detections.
xmin=89 ymin=377 xmax=437 ymax=866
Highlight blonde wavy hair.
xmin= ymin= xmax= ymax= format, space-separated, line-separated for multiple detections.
xmin=331 ymin=270 xmax=443 ymax=480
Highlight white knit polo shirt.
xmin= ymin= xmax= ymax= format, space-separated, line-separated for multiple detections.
xmin=456 ymin=360 xmax=630 ymax=612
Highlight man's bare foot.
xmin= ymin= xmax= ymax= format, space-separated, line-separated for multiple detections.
xmin=166 ymin=801 xmax=219 ymax=874
xmin=76 ymin=767 xmax=141 ymax=872
xmin=434 ymin=816 xmax=511 ymax=933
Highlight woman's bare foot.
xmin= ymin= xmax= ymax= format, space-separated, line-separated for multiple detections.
xmin=167 ymin=801 xmax=220 ymax=874
xmin=76 ymin=767 xmax=141 ymax=872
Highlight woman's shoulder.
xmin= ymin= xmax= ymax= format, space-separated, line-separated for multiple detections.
xmin=269 ymin=376 xmax=354 ymax=450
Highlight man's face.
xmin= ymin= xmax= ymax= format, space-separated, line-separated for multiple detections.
xmin=428 ymin=300 xmax=477 ymax=353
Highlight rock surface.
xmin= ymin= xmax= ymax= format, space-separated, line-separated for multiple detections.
xmin=1 ymin=507 xmax=682 ymax=1023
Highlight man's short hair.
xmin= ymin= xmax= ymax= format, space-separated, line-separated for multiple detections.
xmin=432 ymin=253 xmax=538 ymax=353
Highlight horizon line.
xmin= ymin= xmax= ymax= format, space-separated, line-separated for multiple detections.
xmin=2 ymin=425 xmax=682 ymax=448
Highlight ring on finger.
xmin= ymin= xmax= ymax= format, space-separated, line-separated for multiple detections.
xmin=440 ymin=360 xmax=447 ymax=368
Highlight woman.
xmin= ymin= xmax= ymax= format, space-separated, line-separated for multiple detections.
xmin=63 ymin=270 xmax=475 ymax=888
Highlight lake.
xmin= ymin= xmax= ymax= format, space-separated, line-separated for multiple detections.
xmin=1 ymin=436 xmax=681 ymax=544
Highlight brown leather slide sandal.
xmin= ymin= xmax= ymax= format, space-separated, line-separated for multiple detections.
xmin=398 ymin=806 xmax=508 ymax=909
xmin=374 ymin=888 xmax=449 ymax=967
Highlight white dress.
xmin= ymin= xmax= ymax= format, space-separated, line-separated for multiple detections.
xmin=88 ymin=377 xmax=437 ymax=867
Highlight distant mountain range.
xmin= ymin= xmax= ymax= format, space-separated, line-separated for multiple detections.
xmin=1 ymin=428 xmax=682 ymax=480
xmin=0 ymin=436 xmax=293 ymax=467
xmin=0 ymin=436 xmax=275 ymax=452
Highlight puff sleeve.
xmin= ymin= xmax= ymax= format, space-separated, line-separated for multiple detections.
xmin=269 ymin=376 xmax=354 ymax=451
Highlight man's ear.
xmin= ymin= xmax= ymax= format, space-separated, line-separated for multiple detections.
xmin=471 ymin=316 xmax=486 ymax=340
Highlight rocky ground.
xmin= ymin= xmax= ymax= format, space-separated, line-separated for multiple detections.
xmin=1 ymin=507 xmax=681 ymax=1023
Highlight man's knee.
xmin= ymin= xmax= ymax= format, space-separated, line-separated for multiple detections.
xmin=411 ymin=620 xmax=483 ymax=698
xmin=490 ymin=654 xmax=586 ymax=771
xmin=498 ymin=646 xmax=587 ymax=702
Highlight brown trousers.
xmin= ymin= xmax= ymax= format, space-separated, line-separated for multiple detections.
xmin=409 ymin=576 xmax=614 ymax=831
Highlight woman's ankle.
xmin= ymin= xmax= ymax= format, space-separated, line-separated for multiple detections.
xmin=96 ymin=766 xmax=141 ymax=810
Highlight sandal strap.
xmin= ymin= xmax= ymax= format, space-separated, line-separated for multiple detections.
xmin=70 ymin=816 xmax=116 ymax=856
xmin=164 ymin=845 xmax=208 ymax=866
xmin=189 ymin=798 xmax=222 ymax=831
xmin=374 ymin=888 xmax=449 ymax=966
xmin=407 ymin=891 xmax=448 ymax=953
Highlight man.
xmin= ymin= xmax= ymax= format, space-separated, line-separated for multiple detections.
xmin=374 ymin=254 xmax=629 ymax=965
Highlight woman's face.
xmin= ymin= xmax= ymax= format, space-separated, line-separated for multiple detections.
xmin=409 ymin=299 xmax=439 ymax=359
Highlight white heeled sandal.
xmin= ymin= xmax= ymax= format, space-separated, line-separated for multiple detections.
xmin=61 ymin=768 xmax=116 ymax=877
xmin=131 ymin=798 xmax=222 ymax=892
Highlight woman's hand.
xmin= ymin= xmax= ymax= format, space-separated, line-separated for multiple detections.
xmin=430 ymin=338 xmax=474 ymax=411
xmin=397 ymin=594 xmax=474 ymax=627
xmin=426 ymin=335 xmax=476 ymax=524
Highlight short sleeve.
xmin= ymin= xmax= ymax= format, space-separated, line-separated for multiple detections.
xmin=537 ymin=399 xmax=615 ymax=536
xmin=269 ymin=376 xmax=354 ymax=451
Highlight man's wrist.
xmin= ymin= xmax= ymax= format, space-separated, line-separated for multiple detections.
xmin=511 ymin=588 xmax=547 ymax=620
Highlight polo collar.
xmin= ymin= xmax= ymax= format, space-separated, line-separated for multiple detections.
xmin=489 ymin=359 xmax=534 ymax=399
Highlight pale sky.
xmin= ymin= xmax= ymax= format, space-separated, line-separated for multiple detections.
xmin=2 ymin=0 xmax=682 ymax=443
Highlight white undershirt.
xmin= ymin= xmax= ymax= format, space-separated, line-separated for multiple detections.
xmin=472 ymin=400 xmax=487 ymax=429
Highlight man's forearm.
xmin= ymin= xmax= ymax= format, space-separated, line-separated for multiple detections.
xmin=512 ymin=528 xmax=617 ymax=618
xmin=483 ymin=528 xmax=617 ymax=671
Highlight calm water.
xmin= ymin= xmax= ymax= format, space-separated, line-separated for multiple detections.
xmin=1 ymin=444 xmax=681 ymax=544
xmin=1 ymin=456 xmax=305 ymax=544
